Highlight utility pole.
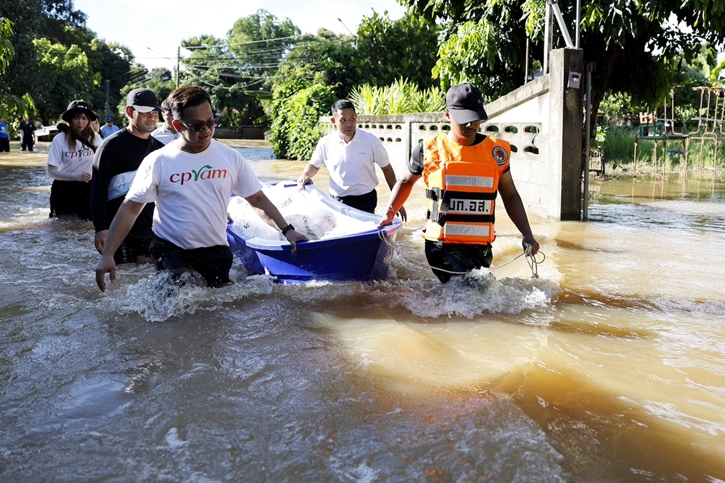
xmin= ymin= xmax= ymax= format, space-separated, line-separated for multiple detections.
xmin=176 ymin=46 xmax=180 ymax=89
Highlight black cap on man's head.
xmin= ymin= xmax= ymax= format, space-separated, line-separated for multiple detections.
xmin=126 ymin=89 xmax=161 ymax=113
xmin=445 ymin=83 xmax=488 ymax=124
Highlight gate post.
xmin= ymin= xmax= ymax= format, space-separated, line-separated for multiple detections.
xmin=549 ymin=48 xmax=584 ymax=220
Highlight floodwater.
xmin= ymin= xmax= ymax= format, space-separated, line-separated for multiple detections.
xmin=1 ymin=140 xmax=724 ymax=482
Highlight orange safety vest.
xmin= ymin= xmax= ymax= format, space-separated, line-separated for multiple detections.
xmin=422 ymin=133 xmax=511 ymax=245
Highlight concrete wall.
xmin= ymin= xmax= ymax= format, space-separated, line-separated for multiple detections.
xmin=320 ymin=48 xmax=584 ymax=221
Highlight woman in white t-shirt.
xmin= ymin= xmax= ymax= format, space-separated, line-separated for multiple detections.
xmin=46 ymin=100 xmax=103 ymax=220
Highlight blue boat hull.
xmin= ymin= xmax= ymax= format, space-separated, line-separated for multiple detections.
xmin=226 ymin=184 xmax=401 ymax=284
xmin=227 ymin=226 xmax=397 ymax=283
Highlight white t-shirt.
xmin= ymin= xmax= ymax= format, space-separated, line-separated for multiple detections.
xmin=151 ymin=124 xmax=180 ymax=145
xmin=46 ymin=131 xmax=103 ymax=176
xmin=310 ymin=128 xmax=390 ymax=197
xmin=126 ymin=140 xmax=263 ymax=249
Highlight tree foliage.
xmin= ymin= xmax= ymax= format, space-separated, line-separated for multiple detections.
xmin=32 ymin=38 xmax=97 ymax=123
xmin=226 ymin=9 xmax=300 ymax=92
xmin=0 ymin=18 xmax=35 ymax=122
xmin=0 ymin=16 xmax=13 ymax=72
xmin=0 ymin=0 xmax=138 ymax=124
xmin=404 ymin=0 xmax=530 ymax=97
xmin=354 ymin=11 xmax=440 ymax=89
xmin=267 ymin=12 xmax=442 ymax=159
xmin=181 ymin=34 xmax=267 ymax=126
xmin=403 ymin=0 xmax=725 ymax=123
xmin=276 ymin=30 xmax=359 ymax=98
xmin=268 ymin=75 xmax=336 ymax=160
xmin=180 ymin=9 xmax=300 ymax=126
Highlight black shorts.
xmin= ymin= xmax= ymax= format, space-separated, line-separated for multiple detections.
xmin=49 ymin=180 xmax=91 ymax=220
xmin=114 ymin=235 xmax=151 ymax=265
xmin=149 ymin=235 xmax=233 ymax=287
xmin=424 ymin=240 xmax=493 ymax=283
xmin=334 ymin=189 xmax=377 ymax=214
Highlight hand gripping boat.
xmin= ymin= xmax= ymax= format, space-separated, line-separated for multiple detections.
xmin=226 ymin=182 xmax=402 ymax=284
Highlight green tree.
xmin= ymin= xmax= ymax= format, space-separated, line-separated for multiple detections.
xmin=0 ymin=16 xmax=13 ymax=71
xmin=181 ymin=34 xmax=266 ymax=126
xmin=226 ymin=9 xmax=300 ymax=91
xmin=1 ymin=0 xmax=137 ymax=123
xmin=268 ymin=29 xmax=364 ymax=159
xmin=269 ymin=83 xmax=335 ymax=160
xmin=179 ymin=10 xmax=303 ymax=127
xmin=403 ymin=0 xmax=725 ymax=122
xmin=32 ymin=38 xmax=97 ymax=123
xmin=85 ymin=39 xmax=136 ymax=117
xmin=354 ymin=11 xmax=440 ymax=89
xmin=0 ymin=17 xmax=35 ymax=122
xmin=0 ymin=0 xmax=88 ymax=111
xmin=276 ymin=29 xmax=359 ymax=98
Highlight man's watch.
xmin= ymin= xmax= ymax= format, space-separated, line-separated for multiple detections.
xmin=282 ymin=224 xmax=295 ymax=236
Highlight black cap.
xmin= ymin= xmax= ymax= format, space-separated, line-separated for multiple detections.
xmin=445 ymin=83 xmax=488 ymax=124
xmin=126 ymin=88 xmax=161 ymax=113
xmin=61 ymin=100 xmax=98 ymax=123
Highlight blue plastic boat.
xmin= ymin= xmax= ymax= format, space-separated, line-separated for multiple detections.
xmin=226 ymin=183 xmax=402 ymax=284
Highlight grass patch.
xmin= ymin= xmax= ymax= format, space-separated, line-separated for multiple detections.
xmin=600 ymin=126 xmax=725 ymax=174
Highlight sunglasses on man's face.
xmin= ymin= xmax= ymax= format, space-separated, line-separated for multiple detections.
xmin=178 ymin=118 xmax=219 ymax=133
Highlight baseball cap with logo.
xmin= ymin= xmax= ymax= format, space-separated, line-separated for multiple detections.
xmin=126 ymin=88 xmax=161 ymax=113
xmin=445 ymin=83 xmax=488 ymax=124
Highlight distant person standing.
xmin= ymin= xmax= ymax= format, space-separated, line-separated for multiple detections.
xmin=46 ymin=100 xmax=102 ymax=220
xmin=101 ymin=116 xmax=120 ymax=138
xmin=297 ymin=100 xmax=406 ymax=220
xmin=19 ymin=116 xmax=37 ymax=151
xmin=150 ymin=98 xmax=180 ymax=145
xmin=91 ymin=88 xmax=164 ymax=265
xmin=0 ymin=117 xmax=9 ymax=152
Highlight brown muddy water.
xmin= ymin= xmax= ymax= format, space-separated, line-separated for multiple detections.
xmin=0 ymin=140 xmax=724 ymax=482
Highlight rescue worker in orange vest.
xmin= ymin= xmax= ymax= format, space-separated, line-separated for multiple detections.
xmin=378 ymin=83 xmax=539 ymax=282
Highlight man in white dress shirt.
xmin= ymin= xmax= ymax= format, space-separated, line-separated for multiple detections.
xmin=297 ymin=100 xmax=406 ymax=220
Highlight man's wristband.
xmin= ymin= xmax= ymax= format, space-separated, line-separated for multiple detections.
xmin=281 ymin=224 xmax=295 ymax=236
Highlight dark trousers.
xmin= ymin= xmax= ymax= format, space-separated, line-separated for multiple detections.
xmin=114 ymin=235 xmax=151 ymax=265
xmin=21 ymin=137 xmax=34 ymax=151
xmin=335 ymin=189 xmax=377 ymax=214
xmin=149 ymin=235 xmax=233 ymax=287
xmin=424 ymin=240 xmax=493 ymax=283
xmin=0 ymin=138 xmax=9 ymax=152
xmin=49 ymin=180 xmax=91 ymax=220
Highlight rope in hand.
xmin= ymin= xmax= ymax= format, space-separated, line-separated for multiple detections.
xmin=523 ymin=243 xmax=545 ymax=279
xmin=488 ymin=243 xmax=545 ymax=279
xmin=378 ymin=231 xmax=545 ymax=279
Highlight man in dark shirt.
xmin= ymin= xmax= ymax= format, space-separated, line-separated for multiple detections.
xmin=91 ymin=89 xmax=164 ymax=264
xmin=19 ymin=116 xmax=36 ymax=151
